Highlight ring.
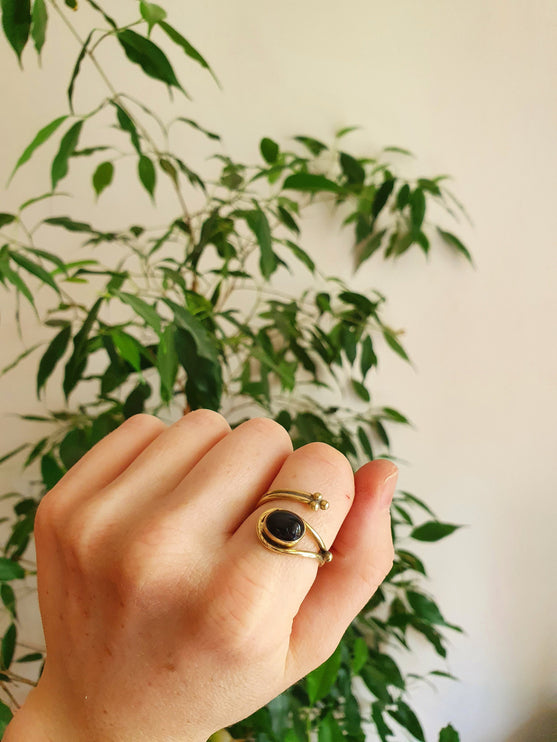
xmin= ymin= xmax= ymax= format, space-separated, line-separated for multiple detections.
xmin=255 ymin=489 xmax=332 ymax=566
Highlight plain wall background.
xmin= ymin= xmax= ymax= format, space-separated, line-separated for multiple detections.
xmin=1 ymin=2 xmax=556 ymax=740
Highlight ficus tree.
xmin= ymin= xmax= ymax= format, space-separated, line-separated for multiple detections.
xmin=0 ymin=2 xmax=470 ymax=741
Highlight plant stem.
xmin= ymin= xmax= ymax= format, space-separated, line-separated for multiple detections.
xmin=48 ymin=0 xmax=196 ymax=244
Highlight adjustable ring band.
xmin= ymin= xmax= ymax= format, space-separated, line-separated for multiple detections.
xmin=255 ymin=488 xmax=332 ymax=566
xmin=257 ymin=489 xmax=329 ymax=511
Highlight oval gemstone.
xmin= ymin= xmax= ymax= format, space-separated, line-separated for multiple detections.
xmin=266 ymin=509 xmax=305 ymax=543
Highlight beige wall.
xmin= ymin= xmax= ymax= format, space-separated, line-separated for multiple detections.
xmin=1 ymin=1 xmax=556 ymax=740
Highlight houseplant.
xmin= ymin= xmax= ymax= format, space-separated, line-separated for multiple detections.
xmin=0 ymin=2 xmax=470 ymax=740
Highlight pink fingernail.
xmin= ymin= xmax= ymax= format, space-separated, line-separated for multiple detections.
xmin=380 ymin=468 xmax=398 ymax=508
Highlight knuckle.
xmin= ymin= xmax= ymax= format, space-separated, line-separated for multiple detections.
xmin=123 ymin=413 xmax=167 ymax=435
xmin=243 ymin=416 xmax=293 ymax=449
xmin=61 ymin=504 xmax=113 ymax=574
xmin=299 ymin=441 xmax=352 ymax=476
xmin=185 ymin=408 xmax=230 ymax=433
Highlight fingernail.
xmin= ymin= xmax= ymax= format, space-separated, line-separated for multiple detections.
xmin=380 ymin=466 xmax=398 ymax=509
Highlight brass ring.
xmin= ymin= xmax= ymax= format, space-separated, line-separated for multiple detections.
xmin=257 ymin=489 xmax=330 ymax=511
xmin=255 ymin=488 xmax=332 ymax=566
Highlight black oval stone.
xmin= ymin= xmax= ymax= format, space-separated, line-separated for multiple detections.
xmin=266 ymin=509 xmax=305 ymax=543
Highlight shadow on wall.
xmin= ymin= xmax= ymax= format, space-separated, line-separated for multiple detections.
xmin=504 ymin=705 xmax=557 ymax=742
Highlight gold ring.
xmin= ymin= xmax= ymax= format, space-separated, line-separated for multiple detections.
xmin=255 ymin=488 xmax=332 ymax=566
xmin=257 ymin=489 xmax=330 ymax=511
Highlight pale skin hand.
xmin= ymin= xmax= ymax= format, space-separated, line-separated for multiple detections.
xmin=5 ymin=410 xmax=397 ymax=742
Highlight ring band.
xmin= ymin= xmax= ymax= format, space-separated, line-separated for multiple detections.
xmin=257 ymin=489 xmax=329 ymax=511
xmin=255 ymin=489 xmax=332 ymax=566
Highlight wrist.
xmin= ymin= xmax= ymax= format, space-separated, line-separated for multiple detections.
xmin=4 ymin=687 xmax=51 ymax=742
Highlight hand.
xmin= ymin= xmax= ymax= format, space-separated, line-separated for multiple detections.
xmin=6 ymin=410 xmax=397 ymax=742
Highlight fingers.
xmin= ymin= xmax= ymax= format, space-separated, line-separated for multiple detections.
xmin=159 ymin=416 xmax=293 ymax=536
xmin=203 ymin=442 xmax=354 ymax=650
xmin=36 ymin=414 xmax=167 ymax=526
xmin=104 ymin=409 xmax=231 ymax=514
xmin=286 ymin=459 xmax=397 ymax=679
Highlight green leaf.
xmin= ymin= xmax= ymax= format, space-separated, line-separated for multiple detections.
xmin=0 ymin=583 xmax=16 ymax=619
xmin=0 ymin=342 xmax=41 ymax=379
xmin=117 ymin=29 xmax=185 ymax=94
xmin=437 ymin=228 xmax=473 ymax=264
xmin=383 ymin=145 xmax=414 ymax=157
xmin=396 ymin=183 xmax=411 ymax=209
xmin=439 ymin=724 xmax=460 ymax=742
xmin=31 ymin=0 xmax=47 ymax=56
xmin=371 ymin=703 xmax=394 ymax=742
xmin=280 ymin=240 xmax=315 ymax=273
xmin=305 ymin=644 xmax=341 ymax=705
xmin=16 ymin=652 xmax=43 ymax=663
xmin=159 ymin=21 xmax=219 ymax=85
xmin=162 ymin=299 xmax=218 ymax=364
xmin=123 ymin=380 xmax=152 ymax=417
xmin=318 ymin=714 xmax=344 ymax=742
xmin=372 ymin=178 xmax=396 ymax=219
xmin=351 ymin=636 xmax=369 ymax=674
xmin=382 ymin=407 xmax=410 ymax=424
xmin=340 ymin=151 xmax=365 ymax=185
xmin=41 ymin=451 xmax=65 ymax=489
xmin=92 ymin=160 xmax=114 ymax=199
xmin=283 ymin=172 xmax=340 ymax=193
xmin=59 ymin=427 xmax=88 ymax=470
xmin=110 ymin=328 xmax=143 ymax=372
xmin=0 ymin=558 xmax=25 ymax=581
xmin=410 ymin=188 xmax=426 ymax=229
xmin=113 ymin=291 xmax=161 ymax=335
xmin=51 ymin=120 xmax=84 ymax=190
xmin=139 ymin=1 xmax=166 ymax=34
xmin=1 ymin=0 xmax=31 ymax=63
xmin=396 ymin=549 xmax=426 ymax=576
xmin=411 ymin=521 xmax=461 ymax=542
xmin=9 ymin=250 xmax=60 ymax=293
xmin=173 ymin=117 xmax=221 ymax=141
xmin=68 ymin=30 xmax=94 ymax=111
xmin=383 ymin=328 xmax=410 ymax=362
xmin=357 ymin=426 xmax=373 ymax=459
xmin=1 ymin=623 xmax=16 ymax=670
xmin=63 ymin=297 xmax=102 ymax=400
xmin=260 ymin=137 xmax=279 ymax=164
xmin=0 ymin=245 xmax=35 ymax=309
xmin=355 ymin=228 xmax=387 ymax=268
xmin=293 ymin=135 xmax=327 ymax=156
xmin=407 ymin=591 xmax=447 ymax=625
xmin=0 ymin=213 xmax=16 ymax=228
xmin=138 ymin=154 xmax=156 ymax=200
xmin=9 ymin=115 xmax=68 ymax=183
xmin=174 ymin=326 xmax=222 ymax=411
xmin=43 ymin=216 xmax=95 ymax=234
xmin=83 ymin=0 xmax=117 ymax=29
xmin=387 ymin=701 xmax=425 ymax=742
xmin=0 ymin=699 xmax=13 ymax=733
xmin=64 ymin=0 xmax=77 ymax=7
xmin=244 ymin=209 xmax=277 ymax=280
xmin=157 ymin=324 xmax=178 ymax=404
xmin=399 ymin=490 xmax=436 ymax=517
xmin=24 ymin=247 xmax=66 ymax=273
xmin=277 ymin=206 xmax=299 ymax=234
xmin=360 ymin=335 xmax=377 ymax=378
xmin=112 ymin=102 xmax=142 ymax=155
xmin=352 ymin=379 xmax=370 ymax=402
xmin=37 ymin=324 xmax=72 ymax=398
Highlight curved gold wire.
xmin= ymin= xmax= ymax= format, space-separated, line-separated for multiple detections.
xmin=257 ymin=488 xmax=330 ymax=511
xmin=256 ymin=508 xmax=333 ymax=566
